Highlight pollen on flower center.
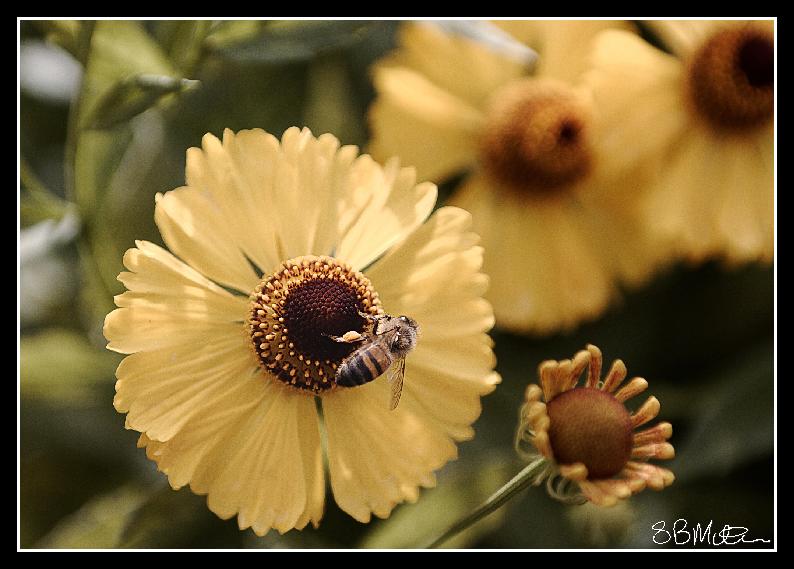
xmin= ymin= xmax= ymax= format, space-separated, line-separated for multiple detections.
xmin=479 ymin=78 xmax=593 ymax=199
xmin=248 ymin=255 xmax=382 ymax=393
xmin=546 ymin=387 xmax=633 ymax=479
xmin=687 ymin=26 xmax=774 ymax=131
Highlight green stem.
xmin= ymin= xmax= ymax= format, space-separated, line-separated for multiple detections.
xmin=424 ymin=457 xmax=548 ymax=549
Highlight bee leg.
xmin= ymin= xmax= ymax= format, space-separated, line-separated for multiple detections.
xmin=359 ymin=310 xmax=386 ymax=322
xmin=325 ymin=331 xmax=364 ymax=343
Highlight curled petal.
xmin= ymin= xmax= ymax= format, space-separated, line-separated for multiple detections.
xmin=624 ymin=461 xmax=675 ymax=491
xmin=631 ymin=442 xmax=675 ymax=460
xmin=633 ymin=422 xmax=673 ymax=446
xmin=614 ymin=377 xmax=649 ymax=403
xmin=631 ymin=396 xmax=661 ymax=428
xmin=539 ymin=360 xmax=563 ymax=401
xmin=601 ymin=359 xmax=627 ymax=393
xmin=578 ymin=480 xmax=619 ymax=507
xmin=524 ymin=383 xmax=544 ymax=404
xmin=558 ymin=462 xmax=588 ymax=481
xmin=585 ymin=344 xmax=602 ymax=388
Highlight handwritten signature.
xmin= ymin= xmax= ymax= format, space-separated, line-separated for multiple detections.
xmin=652 ymin=519 xmax=771 ymax=547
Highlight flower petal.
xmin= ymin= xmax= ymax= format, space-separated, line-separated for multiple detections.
xmin=323 ymin=380 xmax=457 ymax=523
xmin=183 ymin=129 xmax=284 ymax=276
xmin=614 ymin=377 xmax=649 ymax=403
xmin=402 ymin=365 xmax=500 ymax=441
xmin=155 ymin=186 xmax=261 ymax=294
xmin=141 ymin=381 xmax=325 ymax=534
xmin=366 ymin=207 xmax=485 ymax=312
xmin=157 ymin=128 xmax=366 ymax=290
xmin=386 ymin=22 xmax=528 ymax=109
xmin=578 ymin=480 xmax=619 ymax=507
xmin=262 ymin=127 xmax=359 ymax=261
xmin=452 ymin=175 xmax=613 ymax=333
xmin=646 ymin=20 xmax=727 ymax=57
xmin=644 ymin=129 xmax=727 ymax=262
xmin=585 ymin=30 xmax=687 ymax=180
xmin=114 ymin=332 xmax=256 ymax=442
xmin=104 ymin=241 xmax=248 ymax=354
xmin=146 ymin=380 xmax=325 ymax=535
xmin=495 ymin=20 xmax=633 ymax=83
xmin=623 ymin=461 xmax=675 ymax=491
xmin=632 ymin=422 xmax=673 ymax=446
xmin=334 ymin=156 xmax=437 ymax=271
xmin=369 ymin=65 xmax=484 ymax=183
xmin=559 ymin=462 xmax=588 ymax=481
xmin=365 ymin=206 xmax=498 ymax=435
xmin=105 ymin=308 xmax=244 ymax=355
xmin=714 ymin=131 xmax=774 ymax=264
xmin=137 ymin=368 xmax=265 ymax=488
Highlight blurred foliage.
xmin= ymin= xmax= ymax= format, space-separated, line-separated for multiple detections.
xmin=361 ymin=452 xmax=516 ymax=549
xmin=19 ymin=19 xmax=774 ymax=550
xmin=36 ymin=485 xmax=150 ymax=548
xmin=117 ymin=485 xmax=244 ymax=548
xmin=20 ymin=328 xmax=119 ymax=404
xmin=209 ymin=20 xmax=380 ymax=64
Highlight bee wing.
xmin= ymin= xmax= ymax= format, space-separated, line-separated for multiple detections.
xmin=386 ymin=357 xmax=406 ymax=411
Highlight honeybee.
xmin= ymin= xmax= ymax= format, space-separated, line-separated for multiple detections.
xmin=329 ymin=313 xmax=419 ymax=410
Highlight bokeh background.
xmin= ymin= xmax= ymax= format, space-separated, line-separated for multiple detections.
xmin=19 ymin=19 xmax=774 ymax=549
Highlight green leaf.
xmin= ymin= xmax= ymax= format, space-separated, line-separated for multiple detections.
xmin=20 ymin=329 xmax=120 ymax=405
xmin=35 ymin=485 xmax=150 ymax=549
xmin=68 ymin=21 xmax=188 ymax=324
xmin=203 ymin=20 xmax=263 ymax=50
xmin=360 ymin=452 xmax=517 ymax=549
xmin=72 ymin=21 xmax=181 ymax=209
xmin=20 ymin=158 xmax=69 ymax=226
xmin=34 ymin=20 xmax=94 ymax=63
xmin=211 ymin=20 xmax=377 ymax=64
xmin=154 ymin=20 xmax=213 ymax=73
xmin=84 ymin=73 xmax=199 ymax=130
xmin=21 ymin=196 xmax=57 ymax=227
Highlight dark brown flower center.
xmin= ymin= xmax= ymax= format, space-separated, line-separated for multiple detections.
xmin=479 ymin=79 xmax=593 ymax=200
xmin=739 ymin=36 xmax=774 ymax=88
xmin=248 ymin=256 xmax=382 ymax=393
xmin=546 ymin=387 xmax=633 ymax=479
xmin=687 ymin=26 xmax=774 ymax=131
xmin=282 ymin=279 xmax=366 ymax=362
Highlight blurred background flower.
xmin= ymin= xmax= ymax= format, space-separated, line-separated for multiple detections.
xmin=369 ymin=21 xmax=674 ymax=334
xmin=19 ymin=19 xmax=774 ymax=549
xmin=587 ymin=20 xmax=774 ymax=265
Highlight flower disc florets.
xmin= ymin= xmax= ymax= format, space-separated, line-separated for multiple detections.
xmin=248 ymin=255 xmax=382 ymax=393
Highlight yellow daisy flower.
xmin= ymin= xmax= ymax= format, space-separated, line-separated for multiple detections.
xmin=369 ymin=20 xmax=666 ymax=335
xmin=104 ymin=127 xmax=499 ymax=535
xmin=516 ymin=344 xmax=674 ymax=507
xmin=586 ymin=20 xmax=774 ymax=264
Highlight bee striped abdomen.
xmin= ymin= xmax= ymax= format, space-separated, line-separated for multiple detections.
xmin=337 ymin=343 xmax=393 ymax=387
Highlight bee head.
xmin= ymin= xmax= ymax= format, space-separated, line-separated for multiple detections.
xmin=390 ymin=315 xmax=419 ymax=356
